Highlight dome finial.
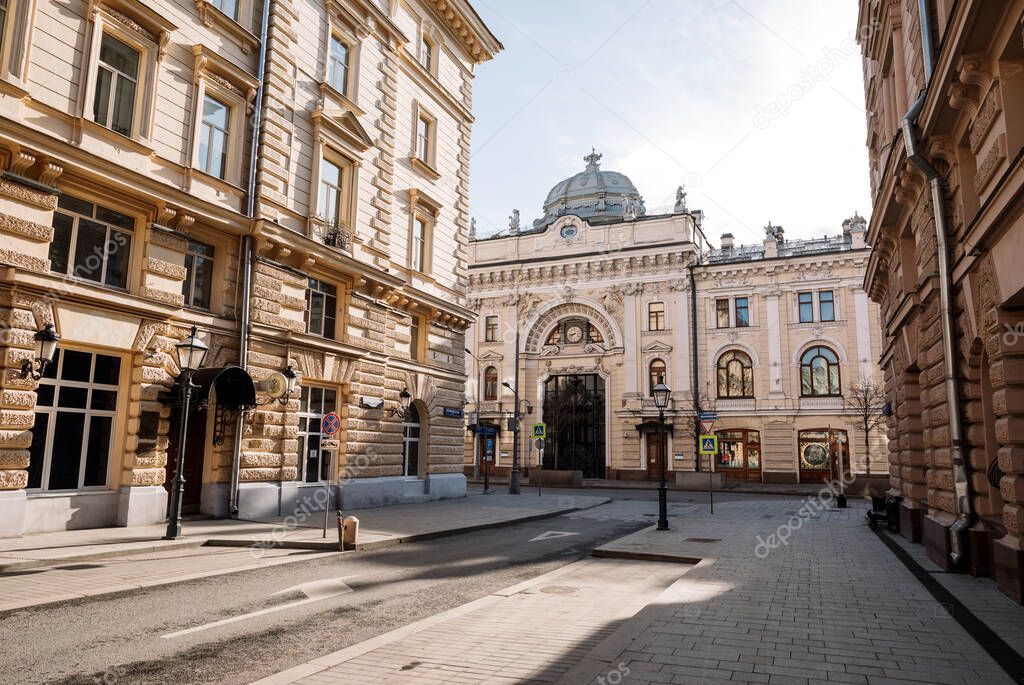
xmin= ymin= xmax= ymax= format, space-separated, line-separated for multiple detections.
xmin=584 ymin=148 xmax=602 ymax=170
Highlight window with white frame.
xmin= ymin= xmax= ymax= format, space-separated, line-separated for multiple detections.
xmin=411 ymin=214 xmax=429 ymax=272
xmin=28 ymin=349 xmax=121 ymax=491
xmin=416 ymin=112 xmax=434 ymax=165
xmin=484 ymin=315 xmax=499 ymax=342
xmin=197 ymin=94 xmax=230 ymax=179
xmin=735 ymin=297 xmax=749 ymax=327
xmin=409 ymin=315 xmax=423 ymax=361
xmin=306 ymin=278 xmax=337 ymax=338
xmin=182 ymin=239 xmax=214 ymax=310
xmin=317 ymin=153 xmax=353 ymax=230
xmin=93 ymin=33 xmax=140 ymax=137
xmin=819 ymin=290 xmax=835 ymax=321
xmin=49 ymin=194 xmax=134 ymax=289
xmin=798 ymin=291 xmax=814 ymax=323
xmin=296 ymin=386 xmax=338 ymax=482
xmin=0 ymin=0 xmax=9 ymax=57
xmin=420 ymin=33 xmax=434 ymax=71
xmin=648 ymin=302 xmax=665 ymax=331
xmin=327 ymin=35 xmax=351 ymax=95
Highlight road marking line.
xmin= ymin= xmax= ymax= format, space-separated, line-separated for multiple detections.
xmin=528 ymin=531 xmax=580 ymax=542
xmin=161 ymin=576 xmax=355 ymax=639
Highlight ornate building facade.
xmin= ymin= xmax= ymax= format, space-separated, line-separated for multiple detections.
xmin=0 ymin=0 xmax=500 ymax=535
xmin=464 ymin=152 xmax=885 ymax=486
xmin=858 ymin=0 xmax=1024 ymax=601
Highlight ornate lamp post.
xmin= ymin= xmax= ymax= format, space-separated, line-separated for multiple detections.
xmin=20 ymin=323 xmax=60 ymax=379
xmin=652 ymin=382 xmax=671 ymax=531
xmin=165 ymin=326 xmax=209 ymax=540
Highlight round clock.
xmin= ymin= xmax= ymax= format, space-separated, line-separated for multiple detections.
xmin=560 ymin=225 xmax=578 ymax=240
xmin=565 ymin=324 xmax=584 ymax=343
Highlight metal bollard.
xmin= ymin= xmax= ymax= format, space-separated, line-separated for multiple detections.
xmin=335 ymin=510 xmax=344 ymax=550
xmin=342 ymin=515 xmax=359 ymax=549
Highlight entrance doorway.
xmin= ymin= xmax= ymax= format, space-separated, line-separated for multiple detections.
xmin=403 ymin=404 xmax=421 ymax=477
xmin=165 ymin=405 xmax=208 ymax=514
xmin=542 ymin=374 xmax=606 ymax=478
xmin=645 ymin=432 xmax=665 ymax=479
xmin=798 ymin=429 xmax=850 ymax=483
xmin=715 ymin=430 xmax=762 ymax=482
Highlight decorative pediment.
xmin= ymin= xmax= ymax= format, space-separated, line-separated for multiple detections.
xmin=642 ymin=341 xmax=673 ymax=354
xmin=478 ymin=350 xmax=504 ymax=361
xmin=312 ymin=108 xmax=374 ymax=154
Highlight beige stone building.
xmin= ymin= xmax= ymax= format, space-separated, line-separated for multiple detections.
xmin=0 ymin=0 xmax=500 ymax=535
xmin=464 ymin=153 xmax=886 ymax=485
xmin=858 ymin=0 xmax=1024 ymax=601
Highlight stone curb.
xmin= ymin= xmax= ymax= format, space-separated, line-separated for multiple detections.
xmin=0 ymin=538 xmax=205 ymax=574
xmin=204 ymin=496 xmax=612 ymax=552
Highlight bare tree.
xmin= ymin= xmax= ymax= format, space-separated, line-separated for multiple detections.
xmin=845 ymin=379 xmax=887 ymax=488
xmin=674 ymin=392 xmax=716 ymax=472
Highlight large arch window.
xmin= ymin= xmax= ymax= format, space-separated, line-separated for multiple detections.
xmin=717 ymin=350 xmax=753 ymax=398
xmin=648 ymin=359 xmax=667 ymax=396
xmin=483 ymin=366 xmax=498 ymax=401
xmin=800 ymin=346 xmax=841 ymax=396
xmin=546 ymin=318 xmax=604 ymax=346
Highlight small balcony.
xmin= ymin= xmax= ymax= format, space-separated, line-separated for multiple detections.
xmin=310 ymin=218 xmax=354 ymax=252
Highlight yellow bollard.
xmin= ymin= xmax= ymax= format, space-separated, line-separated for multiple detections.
xmin=342 ymin=515 xmax=359 ymax=548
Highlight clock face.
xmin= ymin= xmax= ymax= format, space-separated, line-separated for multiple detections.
xmin=565 ymin=324 xmax=584 ymax=343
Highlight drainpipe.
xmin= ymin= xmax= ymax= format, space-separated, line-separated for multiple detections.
xmin=689 ymin=217 xmax=701 ymax=472
xmin=230 ymin=0 xmax=272 ymax=516
xmin=900 ymin=0 xmax=973 ymax=559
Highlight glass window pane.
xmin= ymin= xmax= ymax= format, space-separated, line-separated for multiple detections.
xmin=192 ymin=255 xmax=213 ymax=309
xmin=61 ymin=350 xmax=92 ymax=382
xmin=49 ymin=213 xmax=73 ymax=275
xmin=306 ymin=435 xmax=320 ymax=483
xmin=95 ymin=205 xmax=134 ymax=230
xmin=48 ymin=412 xmax=85 ymax=489
xmin=111 ymin=75 xmax=136 ymax=136
xmin=93 ymin=67 xmax=112 ymax=126
xmin=100 ymin=34 xmax=139 ymax=77
xmin=93 ymin=354 xmax=121 ymax=385
xmin=84 ymin=416 xmax=112 ymax=486
xmin=36 ymin=384 xmax=55 ymax=407
xmin=90 ymin=389 xmax=117 ymax=411
xmin=28 ymin=413 xmax=48 ymax=489
xmin=58 ymin=195 xmax=94 ymax=216
xmin=105 ymin=230 xmax=131 ymax=288
xmin=73 ymin=218 xmax=106 ymax=283
xmin=58 ymin=386 xmax=88 ymax=408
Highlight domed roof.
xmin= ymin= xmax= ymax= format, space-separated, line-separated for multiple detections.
xmin=534 ymin=150 xmax=645 ymax=228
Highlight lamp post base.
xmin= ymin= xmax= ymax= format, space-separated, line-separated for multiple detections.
xmin=509 ymin=469 xmax=521 ymax=495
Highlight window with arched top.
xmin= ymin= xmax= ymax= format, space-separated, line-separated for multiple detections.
xmin=717 ymin=350 xmax=753 ymax=398
xmin=800 ymin=346 xmax=841 ymax=396
xmin=546 ymin=318 xmax=604 ymax=346
xmin=483 ymin=366 xmax=498 ymax=401
xmin=648 ymin=359 xmax=667 ymax=396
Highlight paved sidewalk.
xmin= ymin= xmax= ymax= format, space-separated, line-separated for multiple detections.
xmin=0 ymin=492 xmax=606 ymax=612
xmin=564 ymin=498 xmax=1020 ymax=685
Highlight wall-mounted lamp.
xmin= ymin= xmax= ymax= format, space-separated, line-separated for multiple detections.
xmin=256 ymin=364 xmax=300 ymax=406
xmin=390 ymin=387 xmax=412 ymax=418
xmin=21 ymin=323 xmax=60 ymax=380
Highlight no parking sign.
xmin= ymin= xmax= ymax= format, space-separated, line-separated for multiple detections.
xmin=322 ymin=412 xmax=341 ymax=435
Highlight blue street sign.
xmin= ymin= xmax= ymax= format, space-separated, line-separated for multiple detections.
xmin=697 ymin=411 xmax=718 ymax=421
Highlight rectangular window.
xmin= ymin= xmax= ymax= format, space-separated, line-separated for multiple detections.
xmin=416 ymin=114 xmax=433 ymax=165
xmin=198 ymin=95 xmax=230 ymax=179
xmin=318 ymin=157 xmax=346 ymax=228
xmin=93 ymin=33 xmax=139 ymax=136
xmin=735 ymin=297 xmax=749 ymax=327
xmin=29 ymin=349 xmax=120 ymax=491
xmin=49 ymin=194 xmax=134 ymax=289
xmin=410 ymin=316 xmax=421 ymax=361
xmin=212 ymin=0 xmax=238 ymax=20
xmin=798 ymin=291 xmax=814 ymax=323
xmin=306 ymin=278 xmax=337 ymax=338
xmin=328 ymin=35 xmax=350 ymax=95
xmin=716 ymin=299 xmax=730 ymax=328
xmin=648 ymin=302 xmax=665 ymax=331
xmin=819 ymin=290 xmax=835 ymax=322
xmin=484 ymin=315 xmax=498 ymax=342
xmin=182 ymin=239 xmax=214 ymax=310
xmin=296 ymin=386 xmax=338 ymax=483
xmin=0 ymin=0 xmax=8 ymax=55
xmin=420 ymin=35 xmax=433 ymax=70
xmin=411 ymin=215 xmax=428 ymax=272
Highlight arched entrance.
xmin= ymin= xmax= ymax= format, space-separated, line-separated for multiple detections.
xmin=542 ymin=374 xmax=606 ymax=478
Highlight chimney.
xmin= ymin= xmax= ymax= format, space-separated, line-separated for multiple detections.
xmin=720 ymin=233 xmax=734 ymax=251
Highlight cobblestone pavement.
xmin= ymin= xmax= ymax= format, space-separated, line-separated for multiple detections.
xmin=255 ymin=495 xmax=1023 ymax=685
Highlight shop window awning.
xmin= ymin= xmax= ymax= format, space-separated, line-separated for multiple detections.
xmin=185 ymin=366 xmax=256 ymax=410
xmin=635 ymin=420 xmax=673 ymax=434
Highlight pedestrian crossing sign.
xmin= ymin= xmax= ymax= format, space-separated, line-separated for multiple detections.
xmin=699 ymin=435 xmax=718 ymax=455
xmin=532 ymin=423 xmax=546 ymax=439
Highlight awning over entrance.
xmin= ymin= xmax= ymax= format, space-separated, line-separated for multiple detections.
xmin=635 ymin=420 xmax=673 ymax=434
xmin=184 ymin=366 xmax=257 ymax=410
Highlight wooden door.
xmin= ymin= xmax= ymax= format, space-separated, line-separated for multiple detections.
xmin=165 ymin=406 xmax=208 ymax=514
xmin=646 ymin=432 xmax=663 ymax=479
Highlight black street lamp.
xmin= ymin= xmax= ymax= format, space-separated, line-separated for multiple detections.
xmin=652 ymin=382 xmax=671 ymax=531
xmin=21 ymin=323 xmax=60 ymax=380
xmin=165 ymin=326 xmax=209 ymax=540
xmin=502 ymin=381 xmax=522 ymax=494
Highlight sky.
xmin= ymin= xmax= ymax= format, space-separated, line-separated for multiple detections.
xmin=467 ymin=0 xmax=872 ymax=245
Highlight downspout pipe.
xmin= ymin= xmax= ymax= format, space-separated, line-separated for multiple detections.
xmin=230 ymin=0 xmax=271 ymax=517
xmin=689 ymin=255 xmax=700 ymax=472
xmin=900 ymin=0 xmax=974 ymax=551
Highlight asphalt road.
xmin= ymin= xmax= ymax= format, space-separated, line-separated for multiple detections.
xmin=0 ymin=488 xmax=754 ymax=685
